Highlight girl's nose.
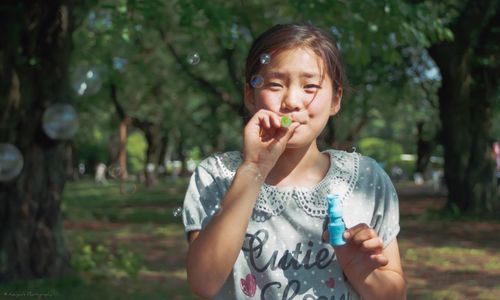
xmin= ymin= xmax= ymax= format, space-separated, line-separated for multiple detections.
xmin=281 ymin=88 xmax=302 ymax=112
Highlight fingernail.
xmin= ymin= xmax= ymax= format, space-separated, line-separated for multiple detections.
xmin=343 ymin=231 xmax=350 ymax=239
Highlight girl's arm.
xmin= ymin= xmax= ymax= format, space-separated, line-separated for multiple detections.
xmin=359 ymin=239 xmax=406 ymax=300
xmin=186 ymin=110 xmax=299 ymax=299
xmin=186 ymin=162 xmax=265 ymax=299
xmin=332 ymin=224 xmax=406 ymax=300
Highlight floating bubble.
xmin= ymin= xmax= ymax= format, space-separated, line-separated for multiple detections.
xmin=0 ymin=144 xmax=24 ymax=182
xmin=87 ymin=10 xmax=113 ymax=32
xmin=71 ymin=67 xmax=102 ymax=97
xmin=250 ymin=75 xmax=264 ymax=88
xmin=42 ymin=104 xmax=79 ymax=140
xmin=209 ymin=204 xmax=222 ymax=217
xmin=121 ymin=182 xmax=137 ymax=195
xmin=259 ymin=53 xmax=271 ymax=64
xmin=107 ymin=164 xmax=122 ymax=178
xmin=112 ymin=57 xmax=128 ymax=71
xmin=186 ymin=52 xmax=200 ymax=65
xmin=330 ymin=26 xmax=341 ymax=38
xmin=173 ymin=207 xmax=183 ymax=217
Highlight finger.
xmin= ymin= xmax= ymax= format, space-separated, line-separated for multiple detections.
xmin=360 ymin=237 xmax=384 ymax=253
xmin=271 ymin=115 xmax=281 ymax=128
xmin=350 ymin=227 xmax=378 ymax=246
xmin=275 ymin=122 xmax=300 ymax=143
xmin=322 ymin=230 xmax=329 ymax=243
xmin=369 ymin=253 xmax=389 ymax=267
xmin=261 ymin=114 xmax=271 ymax=129
xmin=344 ymin=223 xmax=371 ymax=240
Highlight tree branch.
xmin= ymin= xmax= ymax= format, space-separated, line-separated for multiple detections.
xmin=157 ymin=28 xmax=241 ymax=114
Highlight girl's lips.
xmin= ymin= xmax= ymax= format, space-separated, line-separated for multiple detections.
xmin=289 ymin=111 xmax=307 ymax=124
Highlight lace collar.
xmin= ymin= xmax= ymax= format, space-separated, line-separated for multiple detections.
xmin=215 ymin=149 xmax=360 ymax=219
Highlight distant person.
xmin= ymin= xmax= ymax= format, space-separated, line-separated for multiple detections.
xmin=181 ymin=23 xmax=405 ymax=299
xmin=493 ymin=142 xmax=500 ymax=186
xmin=95 ymin=162 xmax=107 ymax=185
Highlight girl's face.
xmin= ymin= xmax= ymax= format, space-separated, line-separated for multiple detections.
xmin=245 ymin=47 xmax=342 ymax=148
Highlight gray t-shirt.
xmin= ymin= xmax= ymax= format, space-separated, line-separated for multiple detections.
xmin=183 ymin=149 xmax=400 ymax=300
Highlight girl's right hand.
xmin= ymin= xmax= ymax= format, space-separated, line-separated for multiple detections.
xmin=242 ymin=109 xmax=300 ymax=177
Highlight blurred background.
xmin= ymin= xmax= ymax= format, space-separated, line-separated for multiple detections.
xmin=0 ymin=0 xmax=499 ymax=299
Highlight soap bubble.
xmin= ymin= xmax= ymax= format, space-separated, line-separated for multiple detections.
xmin=0 ymin=144 xmax=24 ymax=182
xmin=42 ymin=104 xmax=79 ymax=140
xmin=112 ymin=57 xmax=128 ymax=71
xmin=173 ymin=207 xmax=183 ymax=217
xmin=107 ymin=164 xmax=122 ymax=178
xmin=259 ymin=53 xmax=271 ymax=64
xmin=71 ymin=67 xmax=102 ymax=97
xmin=209 ymin=204 xmax=222 ymax=216
xmin=250 ymin=75 xmax=264 ymax=88
xmin=186 ymin=52 xmax=200 ymax=65
xmin=121 ymin=182 xmax=137 ymax=194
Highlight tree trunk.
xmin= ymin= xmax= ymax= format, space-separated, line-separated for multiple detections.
xmin=143 ymin=123 xmax=163 ymax=187
xmin=0 ymin=1 xmax=75 ymax=281
xmin=428 ymin=0 xmax=499 ymax=214
xmin=415 ymin=121 xmax=435 ymax=180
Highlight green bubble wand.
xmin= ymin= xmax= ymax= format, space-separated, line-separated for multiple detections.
xmin=281 ymin=115 xmax=292 ymax=128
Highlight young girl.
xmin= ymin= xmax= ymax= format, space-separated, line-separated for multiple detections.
xmin=182 ymin=23 xmax=406 ymax=299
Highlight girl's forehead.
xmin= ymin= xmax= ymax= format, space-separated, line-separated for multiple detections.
xmin=263 ymin=47 xmax=325 ymax=73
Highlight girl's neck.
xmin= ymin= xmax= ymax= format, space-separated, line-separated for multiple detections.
xmin=265 ymin=142 xmax=330 ymax=188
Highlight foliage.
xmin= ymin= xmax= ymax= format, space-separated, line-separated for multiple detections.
xmin=71 ymin=237 xmax=142 ymax=279
xmin=357 ymin=137 xmax=404 ymax=169
xmin=126 ymin=131 xmax=147 ymax=173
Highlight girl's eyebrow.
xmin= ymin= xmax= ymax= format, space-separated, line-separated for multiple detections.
xmin=267 ymin=71 xmax=320 ymax=80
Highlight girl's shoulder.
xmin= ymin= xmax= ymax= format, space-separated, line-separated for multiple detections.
xmin=197 ymin=151 xmax=243 ymax=178
xmin=323 ymin=148 xmax=383 ymax=173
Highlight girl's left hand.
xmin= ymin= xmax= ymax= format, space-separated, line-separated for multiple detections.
xmin=322 ymin=223 xmax=388 ymax=282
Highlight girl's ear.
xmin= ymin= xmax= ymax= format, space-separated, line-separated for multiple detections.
xmin=330 ymin=87 xmax=342 ymax=116
xmin=244 ymin=83 xmax=256 ymax=113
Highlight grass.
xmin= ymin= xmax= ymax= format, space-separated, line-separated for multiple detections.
xmin=1 ymin=177 xmax=198 ymax=300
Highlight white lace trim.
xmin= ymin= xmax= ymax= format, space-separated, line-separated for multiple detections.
xmin=213 ymin=150 xmax=360 ymax=219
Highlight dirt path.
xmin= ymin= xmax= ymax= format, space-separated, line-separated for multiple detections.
xmin=397 ymin=184 xmax=500 ymax=299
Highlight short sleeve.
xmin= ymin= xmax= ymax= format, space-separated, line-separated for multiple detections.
xmin=370 ymin=160 xmax=400 ymax=246
xmin=182 ymin=158 xmax=225 ymax=238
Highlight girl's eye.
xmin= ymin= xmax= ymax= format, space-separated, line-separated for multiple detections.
xmin=304 ymin=84 xmax=321 ymax=90
xmin=268 ymin=82 xmax=283 ymax=89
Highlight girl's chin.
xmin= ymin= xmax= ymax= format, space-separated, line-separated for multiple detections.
xmin=285 ymin=135 xmax=313 ymax=149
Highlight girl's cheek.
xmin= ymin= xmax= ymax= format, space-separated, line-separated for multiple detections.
xmin=256 ymin=91 xmax=282 ymax=110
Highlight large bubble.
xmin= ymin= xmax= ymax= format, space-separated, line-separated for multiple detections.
xmin=71 ymin=67 xmax=102 ymax=97
xmin=0 ymin=144 xmax=23 ymax=182
xmin=42 ymin=104 xmax=79 ymax=140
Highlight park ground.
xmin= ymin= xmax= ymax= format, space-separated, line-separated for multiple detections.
xmin=0 ymin=179 xmax=499 ymax=300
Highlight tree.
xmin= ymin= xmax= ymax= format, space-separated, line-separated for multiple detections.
xmin=428 ymin=0 xmax=500 ymax=213
xmin=0 ymin=1 xmax=89 ymax=281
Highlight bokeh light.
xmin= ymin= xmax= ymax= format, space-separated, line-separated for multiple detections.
xmin=0 ymin=144 xmax=24 ymax=182
xmin=42 ymin=104 xmax=79 ymax=140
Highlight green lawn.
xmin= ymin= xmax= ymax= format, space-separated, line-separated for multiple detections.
xmin=1 ymin=178 xmax=198 ymax=300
